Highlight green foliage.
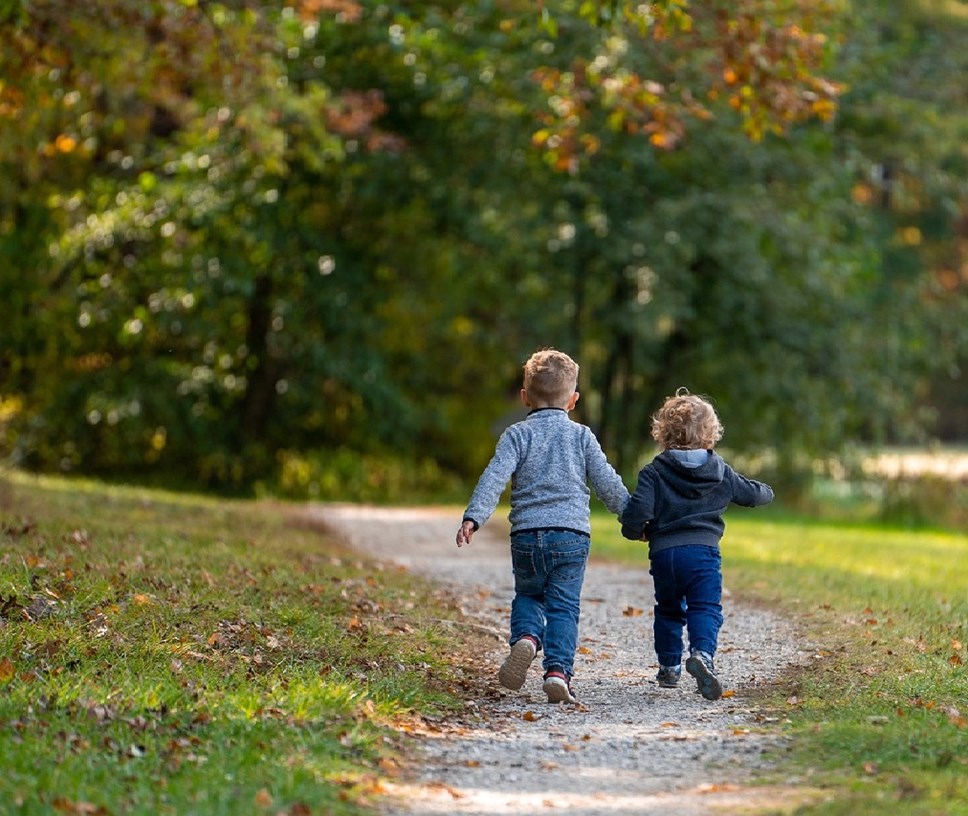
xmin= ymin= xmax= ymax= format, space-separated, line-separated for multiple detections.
xmin=0 ymin=0 xmax=965 ymax=494
xmin=0 ymin=473 xmax=472 ymax=814
xmin=272 ymin=449 xmax=464 ymax=503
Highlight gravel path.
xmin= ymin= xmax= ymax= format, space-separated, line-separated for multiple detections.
xmin=306 ymin=504 xmax=807 ymax=816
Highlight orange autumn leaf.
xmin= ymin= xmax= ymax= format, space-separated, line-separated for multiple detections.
xmin=0 ymin=658 xmax=15 ymax=682
xmin=622 ymin=606 xmax=644 ymax=617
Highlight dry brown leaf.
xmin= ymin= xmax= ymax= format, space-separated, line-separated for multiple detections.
xmin=622 ymin=606 xmax=644 ymax=617
xmin=254 ymin=788 xmax=273 ymax=808
xmin=722 ymin=689 xmax=736 ymax=698
xmin=522 ymin=710 xmax=540 ymax=721
xmin=0 ymin=657 xmax=14 ymax=682
xmin=696 ymin=782 xmax=741 ymax=794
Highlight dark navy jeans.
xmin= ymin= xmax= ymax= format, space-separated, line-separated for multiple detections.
xmin=509 ymin=529 xmax=590 ymax=678
xmin=649 ymin=544 xmax=723 ymax=666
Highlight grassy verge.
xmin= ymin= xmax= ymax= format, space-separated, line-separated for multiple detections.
xmin=590 ymin=506 xmax=968 ymax=815
xmin=0 ymin=474 xmax=481 ymax=816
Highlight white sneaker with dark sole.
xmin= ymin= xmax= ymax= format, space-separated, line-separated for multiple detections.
xmin=498 ymin=638 xmax=537 ymax=690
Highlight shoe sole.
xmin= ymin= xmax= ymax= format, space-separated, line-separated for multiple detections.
xmin=685 ymin=655 xmax=723 ymax=700
xmin=657 ymin=679 xmax=679 ymax=689
xmin=543 ymin=676 xmax=577 ymax=704
xmin=498 ymin=639 xmax=536 ymax=690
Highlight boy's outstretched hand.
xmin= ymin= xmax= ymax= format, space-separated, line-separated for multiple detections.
xmin=456 ymin=520 xmax=476 ymax=548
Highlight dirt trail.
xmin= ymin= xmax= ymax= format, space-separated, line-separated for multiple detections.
xmin=306 ymin=504 xmax=809 ymax=816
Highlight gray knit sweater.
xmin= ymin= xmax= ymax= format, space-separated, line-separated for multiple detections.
xmin=463 ymin=408 xmax=630 ymax=535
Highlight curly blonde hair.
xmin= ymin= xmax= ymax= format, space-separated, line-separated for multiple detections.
xmin=522 ymin=348 xmax=579 ymax=407
xmin=651 ymin=387 xmax=724 ymax=450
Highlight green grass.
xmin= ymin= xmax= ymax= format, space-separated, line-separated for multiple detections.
xmin=591 ymin=506 xmax=968 ymax=815
xmin=5 ymin=472 xmax=966 ymax=815
xmin=0 ymin=474 xmax=476 ymax=816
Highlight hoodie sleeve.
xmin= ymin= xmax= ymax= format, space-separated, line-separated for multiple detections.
xmin=620 ymin=465 xmax=657 ymax=540
xmin=727 ymin=466 xmax=775 ymax=507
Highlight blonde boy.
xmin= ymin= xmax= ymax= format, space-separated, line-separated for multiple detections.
xmin=456 ymin=349 xmax=629 ymax=703
xmin=621 ymin=388 xmax=774 ymax=699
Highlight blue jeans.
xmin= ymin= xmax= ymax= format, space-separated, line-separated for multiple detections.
xmin=509 ymin=529 xmax=590 ymax=678
xmin=649 ymin=544 xmax=723 ymax=666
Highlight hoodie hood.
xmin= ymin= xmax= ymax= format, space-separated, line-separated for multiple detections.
xmin=652 ymin=450 xmax=725 ymax=499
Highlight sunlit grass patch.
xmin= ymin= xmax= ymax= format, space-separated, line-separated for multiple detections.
xmin=590 ymin=507 xmax=968 ymax=815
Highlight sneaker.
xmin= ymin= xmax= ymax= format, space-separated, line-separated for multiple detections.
xmin=656 ymin=665 xmax=681 ymax=688
xmin=542 ymin=670 xmax=577 ymax=704
xmin=685 ymin=650 xmax=723 ymax=701
xmin=498 ymin=636 xmax=537 ymax=690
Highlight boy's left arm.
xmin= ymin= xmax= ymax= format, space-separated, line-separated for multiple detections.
xmin=585 ymin=432 xmax=630 ymax=516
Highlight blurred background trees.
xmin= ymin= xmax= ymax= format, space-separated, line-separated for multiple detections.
xmin=1 ymin=0 xmax=966 ymax=501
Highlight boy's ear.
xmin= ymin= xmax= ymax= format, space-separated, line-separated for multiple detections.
xmin=567 ymin=391 xmax=580 ymax=410
xmin=520 ymin=388 xmax=531 ymax=407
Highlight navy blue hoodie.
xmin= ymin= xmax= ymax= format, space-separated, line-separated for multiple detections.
xmin=620 ymin=450 xmax=773 ymax=556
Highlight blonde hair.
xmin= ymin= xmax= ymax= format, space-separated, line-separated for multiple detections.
xmin=651 ymin=387 xmax=724 ymax=450
xmin=523 ymin=348 xmax=579 ymax=408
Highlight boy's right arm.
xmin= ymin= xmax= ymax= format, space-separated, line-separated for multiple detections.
xmin=457 ymin=430 xmax=520 ymax=546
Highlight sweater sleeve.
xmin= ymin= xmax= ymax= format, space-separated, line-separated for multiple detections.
xmin=585 ymin=430 xmax=631 ymax=517
xmin=462 ymin=429 xmax=521 ymax=528
xmin=620 ymin=465 xmax=656 ymax=540
xmin=727 ymin=467 xmax=775 ymax=507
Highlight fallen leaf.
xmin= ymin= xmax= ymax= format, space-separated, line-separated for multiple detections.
xmin=622 ymin=606 xmax=644 ymax=617
xmin=522 ymin=710 xmax=540 ymax=721
xmin=0 ymin=657 xmax=14 ymax=682
xmin=722 ymin=690 xmax=736 ymax=698
xmin=696 ymin=783 xmax=741 ymax=794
